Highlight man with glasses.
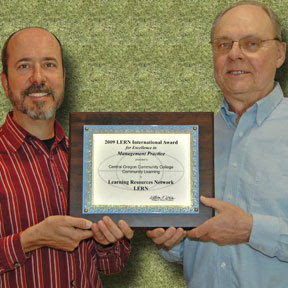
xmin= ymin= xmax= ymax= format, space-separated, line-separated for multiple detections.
xmin=147 ymin=1 xmax=288 ymax=287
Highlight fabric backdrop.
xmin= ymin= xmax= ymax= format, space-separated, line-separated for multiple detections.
xmin=0 ymin=1 xmax=287 ymax=287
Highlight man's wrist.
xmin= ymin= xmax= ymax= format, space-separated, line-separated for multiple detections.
xmin=20 ymin=225 xmax=42 ymax=253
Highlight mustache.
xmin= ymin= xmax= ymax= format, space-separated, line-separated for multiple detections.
xmin=22 ymin=84 xmax=55 ymax=97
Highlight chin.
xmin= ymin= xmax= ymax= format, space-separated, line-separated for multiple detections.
xmin=224 ymin=84 xmax=251 ymax=94
xmin=24 ymin=105 xmax=57 ymax=120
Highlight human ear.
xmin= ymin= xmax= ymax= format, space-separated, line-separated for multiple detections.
xmin=276 ymin=42 xmax=286 ymax=68
xmin=1 ymin=72 xmax=9 ymax=98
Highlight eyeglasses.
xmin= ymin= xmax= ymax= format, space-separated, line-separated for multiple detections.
xmin=210 ymin=36 xmax=280 ymax=54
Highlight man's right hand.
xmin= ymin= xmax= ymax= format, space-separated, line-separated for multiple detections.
xmin=146 ymin=227 xmax=186 ymax=249
xmin=20 ymin=215 xmax=93 ymax=253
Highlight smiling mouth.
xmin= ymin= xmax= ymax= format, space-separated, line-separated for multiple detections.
xmin=24 ymin=83 xmax=54 ymax=99
xmin=228 ymin=70 xmax=249 ymax=75
xmin=27 ymin=92 xmax=50 ymax=97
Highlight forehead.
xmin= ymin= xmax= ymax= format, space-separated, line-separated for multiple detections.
xmin=7 ymin=28 xmax=62 ymax=62
xmin=214 ymin=5 xmax=275 ymax=39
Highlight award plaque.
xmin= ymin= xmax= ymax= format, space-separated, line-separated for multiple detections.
xmin=69 ymin=112 xmax=214 ymax=228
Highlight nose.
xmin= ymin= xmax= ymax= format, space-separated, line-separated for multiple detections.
xmin=29 ymin=64 xmax=46 ymax=85
xmin=227 ymin=41 xmax=244 ymax=60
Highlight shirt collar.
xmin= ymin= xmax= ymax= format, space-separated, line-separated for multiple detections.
xmin=0 ymin=111 xmax=68 ymax=153
xmin=220 ymin=82 xmax=284 ymax=128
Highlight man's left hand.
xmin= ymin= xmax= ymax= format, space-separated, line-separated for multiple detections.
xmin=91 ymin=216 xmax=134 ymax=246
xmin=187 ymin=196 xmax=253 ymax=245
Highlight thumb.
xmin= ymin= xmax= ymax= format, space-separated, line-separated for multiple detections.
xmin=200 ymin=196 xmax=224 ymax=211
xmin=66 ymin=216 xmax=92 ymax=230
xmin=200 ymin=196 xmax=212 ymax=206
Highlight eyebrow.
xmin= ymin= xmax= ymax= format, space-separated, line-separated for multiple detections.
xmin=213 ymin=34 xmax=258 ymax=40
xmin=15 ymin=57 xmax=58 ymax=65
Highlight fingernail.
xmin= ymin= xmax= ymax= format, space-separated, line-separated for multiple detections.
xmin=103 ymin=216 xmax=111 ymax=224
xmin=118 ymin=220 xmax=124 ymax=228
xmin=86 ymin=220 xmax=92 ymax=229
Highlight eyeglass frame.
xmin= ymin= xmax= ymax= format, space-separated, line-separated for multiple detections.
xmin=209 ymin=36 xmax=281 ymax=54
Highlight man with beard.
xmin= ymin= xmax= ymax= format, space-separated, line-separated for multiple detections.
xmin=147 ymin=1 xmax=288 ymax=287
xmin=0 ymin=27 xmax=133 ymax=287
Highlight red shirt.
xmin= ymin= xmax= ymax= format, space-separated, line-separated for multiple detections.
xmin=0 ymin=112 xmax=131 ymax=287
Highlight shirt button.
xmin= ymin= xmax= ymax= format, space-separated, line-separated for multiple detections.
xmin=232 ymin=162 xmax=238 ymax=168
xmin=220 ymin=262 xmax=226 ymax=269
xmin=59 ymin=185 xmax=63 ymax=190
xmin=239 ymin=131 xmax=243 ymax=137
xmin=71 ymin=280 xmax=76 ymax=286
xmin=227 ymin=194 xmax=233 ymax=200
xmin=14 ymin=261 xmax=20 ymax=268
xmin=50 ymin=157 xmax=54 ymax=161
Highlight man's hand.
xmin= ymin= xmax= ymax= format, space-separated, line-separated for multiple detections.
xmin=187 ymin=196 xmax=253 ymax=245
xmin=91 ymin=216 xmax=134 ymax=246
xmin=21 ymin=215 xmax=94 ymax=253
xmin=146 ymin=227 xmax=186 ymax=249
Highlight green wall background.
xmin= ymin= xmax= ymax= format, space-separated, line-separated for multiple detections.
xmin=0 ymin=1 xmax=287 ymax=287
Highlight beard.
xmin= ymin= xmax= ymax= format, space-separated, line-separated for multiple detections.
xmin=8 ymin=83 xmax=64 ymax=120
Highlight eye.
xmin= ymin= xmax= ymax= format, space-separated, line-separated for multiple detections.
xmin=247 ymin=40 xmax=258 ymax=46
xmin=243 ymin=38 xmax=261 ymax=51
xmin=45 ymin=62 xmax=56 ymax=68
xmin=18 ymin=63 xmax=29 ymax=69
xmin=219 ymin=42 xmax=230 ymax=48
xmin=213 ymin=40 xmax=232 ymax=50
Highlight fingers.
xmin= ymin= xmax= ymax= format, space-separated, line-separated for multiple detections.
xmin=200 ymin=196 xmax=224 ymax=212
xmin=187 ymin=200 xmax=253 ymax=245
xmin=63 ymin=216 xmax=92 ymax=230
xmin=146 ymin=228 xmax=165 ymax=239
xmin=147 ymin=227 xmax=186 ymax=248
xmin=76 ymin=229 xmax=94 ymax=241
xmin=91 ymin=223 xmax=110 ymax=245
xmin=21 ymin=216 xmax=94 ymax=253
xmin=91 ymin=216 xmax=134 ymax=245
xmin=45 ymin=216 xmax=94 ymax=244
xmin=118 ymin=220 xmax=134 ymax=240
xmin=162 ymin=228 xmax=186 ymax=248
xmin=147 ymin=227 xmax=176 ymax=245
xmin=99 ymin=216 xmax=124 ymax=242
xmin=187 ymin=225 xmax=208 ymax=240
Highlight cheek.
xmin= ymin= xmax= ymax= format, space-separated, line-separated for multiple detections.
xmin=8 ymin=76 xmax=29 ymax=91
xmin=248 ymin=51 xmax=277 ymax=72
xmin=213 ymin=55 xmax=225 ymax=75
xmin=249 ymin=57 xmax=276 ymax=83
xmin=51 ymin=75 xmax=65 ymax=89
xmin=213 ymin=60 xmax=225 ymax=87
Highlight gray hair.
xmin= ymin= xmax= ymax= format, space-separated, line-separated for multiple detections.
xmin=210 ymin=1 xmax=282 ymax=41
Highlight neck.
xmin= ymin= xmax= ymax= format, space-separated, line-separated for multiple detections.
xmin=224 ymin=83 xmax=276 ymax=120
xmin=225 ymin=90 xmax=273 ymax=121
xmin=227 ymin=98 xmax=255 ymax=120
xmin=12 ymin=110 xmax=55 ymax=140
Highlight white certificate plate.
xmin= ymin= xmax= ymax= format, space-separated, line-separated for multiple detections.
xmin=82 ymin=125 xmax=199 ymax=215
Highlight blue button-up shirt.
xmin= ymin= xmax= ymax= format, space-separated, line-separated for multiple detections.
xmin=161 ymin=82 xmax=288 ymax=288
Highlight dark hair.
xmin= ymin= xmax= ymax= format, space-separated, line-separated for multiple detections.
xmin=1 ymin=27 xmax=64 ymax=76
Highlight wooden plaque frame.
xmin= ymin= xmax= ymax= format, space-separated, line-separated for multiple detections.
xmin=68 ymin=112 xmax=214 ymax=229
